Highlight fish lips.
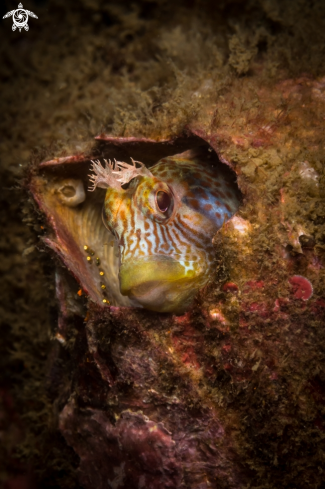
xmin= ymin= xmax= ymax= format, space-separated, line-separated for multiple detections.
xmin=119 ymin=255 xmax=202 ymax=313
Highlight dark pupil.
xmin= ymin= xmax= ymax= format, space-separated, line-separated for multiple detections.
xmin=156 ymin=191 xmax=170 ymax=213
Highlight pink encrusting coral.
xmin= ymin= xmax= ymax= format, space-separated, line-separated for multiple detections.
xmin=288 ymin=275 xmax=313 ymax=301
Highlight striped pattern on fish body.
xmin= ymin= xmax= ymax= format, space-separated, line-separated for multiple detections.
xmin=91 ymin=154 xmax=240 ymax=313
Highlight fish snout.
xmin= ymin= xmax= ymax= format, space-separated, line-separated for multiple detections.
xmin=119 ymin=255 xmax=203 ymax=313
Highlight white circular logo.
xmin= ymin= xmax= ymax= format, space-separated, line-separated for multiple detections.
xmin=3 ymin=3 xmax=38 ymax=32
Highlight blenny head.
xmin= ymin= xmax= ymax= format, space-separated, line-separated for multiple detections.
xmin=89 ymin=152 xmax=240 ymax=313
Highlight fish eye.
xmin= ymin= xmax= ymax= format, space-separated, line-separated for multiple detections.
xmin=156 ymin=190 xmax=172 ymax=213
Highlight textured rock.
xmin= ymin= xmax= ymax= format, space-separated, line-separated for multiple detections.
xmin=29 ymin=72 xmax=325 ymax=488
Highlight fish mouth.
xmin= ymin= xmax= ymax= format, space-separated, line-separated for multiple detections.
xmin=119 ymin=255 xmax=204 ymax=314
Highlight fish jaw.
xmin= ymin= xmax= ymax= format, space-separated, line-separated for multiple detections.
xmin=119 ymin=255 xmax=205 ymax=313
